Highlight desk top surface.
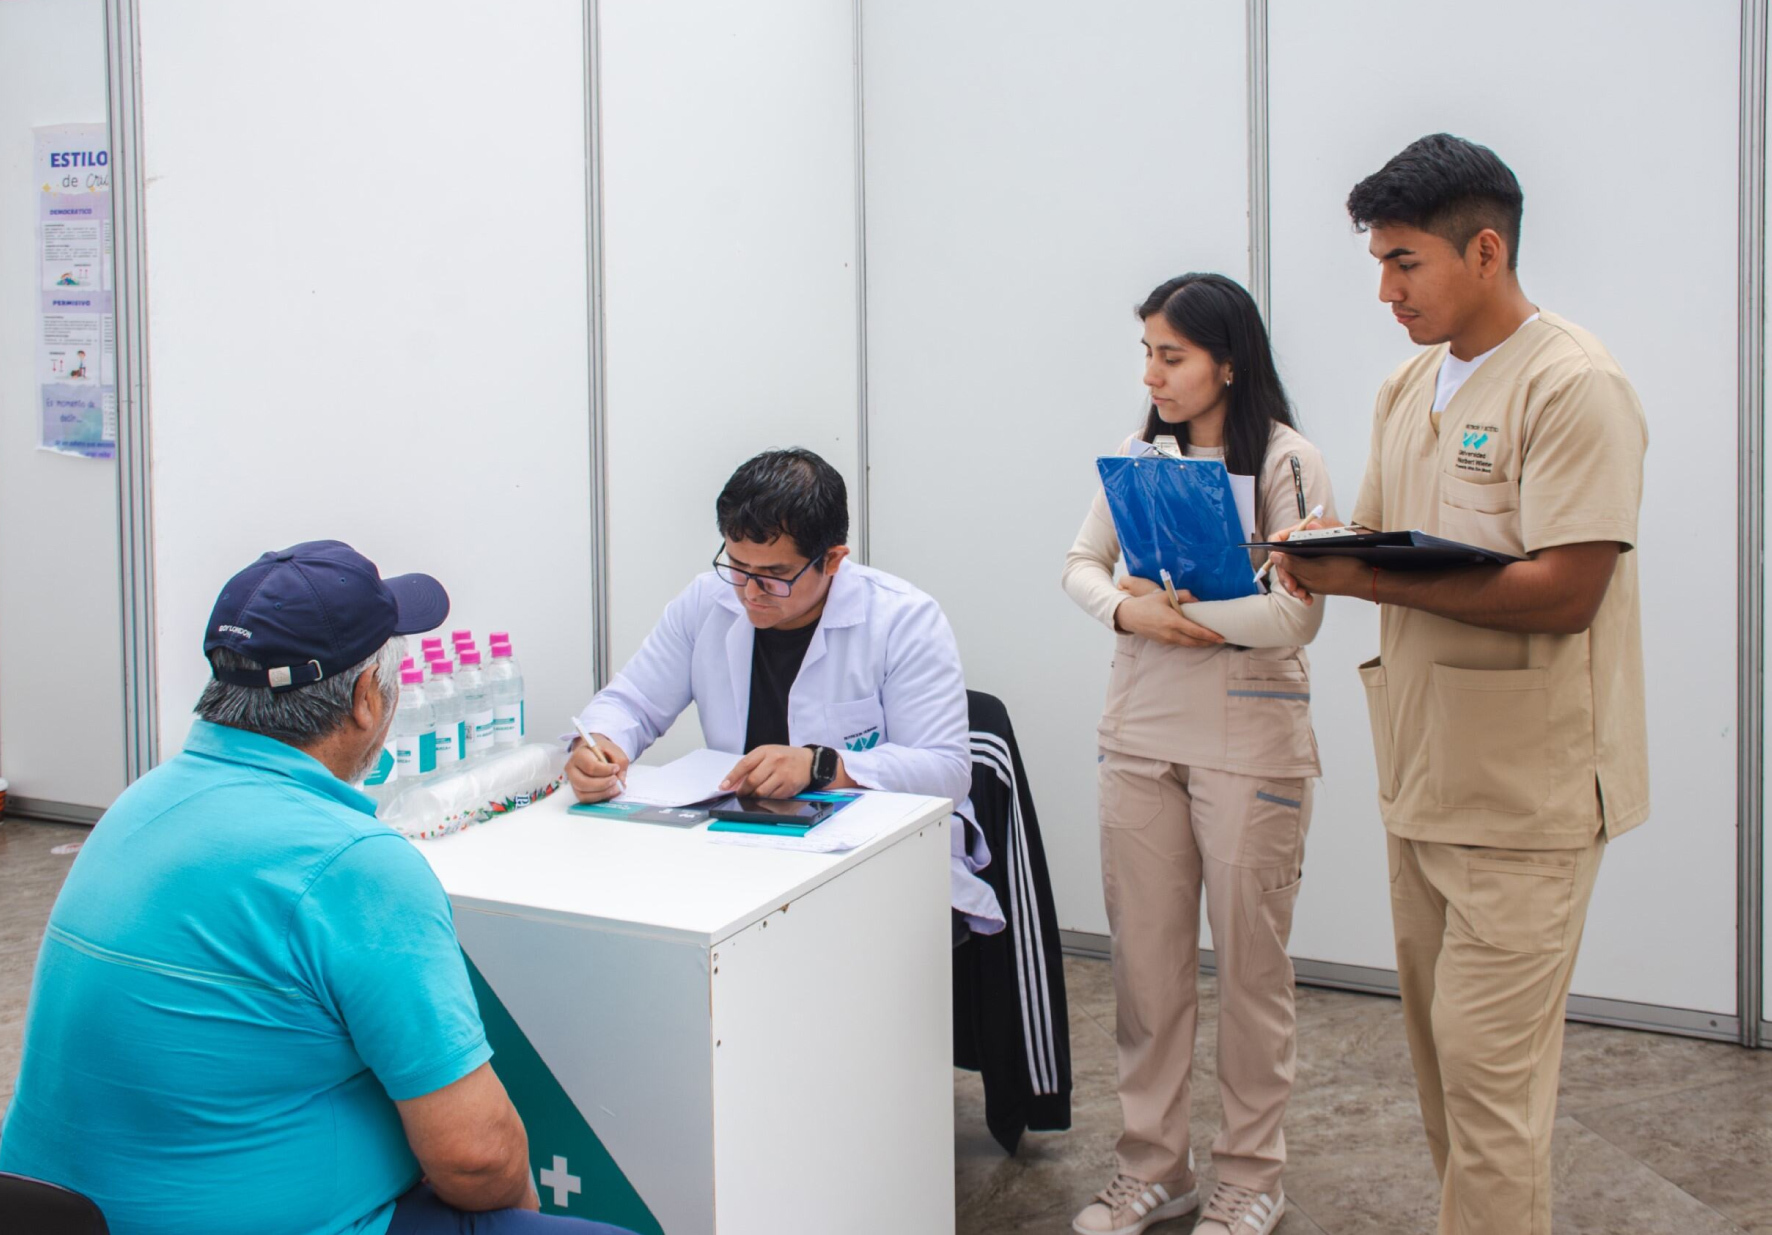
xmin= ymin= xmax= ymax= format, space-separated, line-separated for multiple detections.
xmin=416 ymin=787 xmax=950 ymax=944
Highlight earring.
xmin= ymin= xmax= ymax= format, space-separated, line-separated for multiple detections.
xmin=1224 ymin=378 xmax=1232 ymax=387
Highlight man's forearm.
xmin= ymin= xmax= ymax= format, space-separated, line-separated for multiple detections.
xmin=1373 ymin=558 xmax=1601 ymax=635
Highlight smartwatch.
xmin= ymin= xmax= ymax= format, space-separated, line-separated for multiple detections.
xmin=805 ymin=744 xmax=839 ymax=791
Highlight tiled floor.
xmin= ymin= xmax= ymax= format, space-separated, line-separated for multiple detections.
xmin=4 ymin=816 xmax=1771 ymax=1233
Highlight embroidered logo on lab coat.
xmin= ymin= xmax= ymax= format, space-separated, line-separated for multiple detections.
xmin=844 ymin=729 xmax=881 ymax=752
xmin=1456 ymin=424 xmax=1499 ymax=475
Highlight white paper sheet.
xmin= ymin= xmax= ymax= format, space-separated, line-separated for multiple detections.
xmin=1229 ymin=471 xmax=1256 ymax=541
xmin=615 ymin=748 xmax=742 ymax=808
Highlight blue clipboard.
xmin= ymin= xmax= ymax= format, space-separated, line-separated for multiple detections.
xmin=1096 ymin=454 xmax=1260 ymax=601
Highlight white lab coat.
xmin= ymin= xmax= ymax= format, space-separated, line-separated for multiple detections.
xmin=574 ymin=562 xmax=1005 ymax=933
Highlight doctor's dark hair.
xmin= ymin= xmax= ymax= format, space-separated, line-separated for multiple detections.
xmin=1347 ymin=133 xmax=1524 ymax=270
xmin=1135 ymin=273 xmax=1296 ymax=532
xmin=717 ymin=447 xmax=849 ymax=566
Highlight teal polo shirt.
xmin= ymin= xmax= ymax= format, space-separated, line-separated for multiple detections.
xmin=0 ymin=720 xmax=492 ymax=1235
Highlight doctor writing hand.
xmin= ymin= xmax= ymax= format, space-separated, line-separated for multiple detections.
xmin=566 ymin=734 xmax=630 ymax=803
xmin=722 ymin=745 xmax=818 ymax=799
xmin=1114 ymin=577 xmax=1224 ymax=648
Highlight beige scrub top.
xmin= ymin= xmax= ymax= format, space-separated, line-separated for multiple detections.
xmin=1351 ymin=311 xmax=1650 ymax=850
xmin=1064 ymin=422 xmax=1338 ymax=780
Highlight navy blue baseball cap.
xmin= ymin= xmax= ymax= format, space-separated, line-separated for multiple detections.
xmin=204 ymin=540 xmax=450 ymax=691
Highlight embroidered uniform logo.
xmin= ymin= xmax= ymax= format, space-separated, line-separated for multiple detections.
xmin=1456 ymin=424 xmax=1499 ymax=475
xmin=844 ymin=731 xmax=881 ymax=752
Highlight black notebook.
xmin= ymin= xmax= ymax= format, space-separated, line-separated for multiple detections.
xmin=1239 ymin=529 xmax=1521 ymax=571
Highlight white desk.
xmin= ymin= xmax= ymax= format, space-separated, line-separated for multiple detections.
xmin=418 ymin=787 xmax=956 ymax=1235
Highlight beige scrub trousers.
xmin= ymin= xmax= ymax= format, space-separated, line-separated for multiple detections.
xmin=1352 ymin=311 xmax=1649 ymax=1235
xmin=1064 ymin=423 xmax=1337 ymax=1195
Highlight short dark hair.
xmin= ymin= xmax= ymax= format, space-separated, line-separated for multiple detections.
xmin=1347 ymin=133 xmax=1524 ymax=270
xmin=716 ymin=448 xmax=849 ymax=565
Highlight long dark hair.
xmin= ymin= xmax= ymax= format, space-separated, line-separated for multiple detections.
xmin=1135 ymin=273 xmax=1296 ymax=533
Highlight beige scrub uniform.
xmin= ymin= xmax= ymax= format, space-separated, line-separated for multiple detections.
xmin=1352 ymin=312 xmax=1648 ymax=1235
xmin=1063 ymin=422 xmax=1336 ymax=1196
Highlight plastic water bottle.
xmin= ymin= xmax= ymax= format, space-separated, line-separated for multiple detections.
xmin=425 ymin=659 xmax=467 ymax=770
xmin=457 ymin=648 xmax=497 ymax=761
xmin=392 ymin=664 xmax=437 ymax=781
xmin=420 ymin=636 xmax=445 ymax=667
xmin=487 ymin=635 xmax=526 ymax=747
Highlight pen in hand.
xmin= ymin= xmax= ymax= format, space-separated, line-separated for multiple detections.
xmin=571 ymin=716 xmax=626 ymax=795
xmin=1255 ymin=503 xmax=1326 ymax=587
xmin=1159 ymin=568 xmax=1183 ymax=612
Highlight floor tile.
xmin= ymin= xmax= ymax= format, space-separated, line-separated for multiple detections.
xmin=1575 ymin=1078 xmax=1772 ymax=1233
xmin=1557 ymin=1018 xmax=1772 ymax=1117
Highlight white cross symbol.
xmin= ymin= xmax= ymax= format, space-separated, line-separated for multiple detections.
xmin=538 ymin=1154 xmax=582 ymax=1208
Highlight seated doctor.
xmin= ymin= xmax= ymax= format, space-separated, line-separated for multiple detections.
xmin=567 ymin=447 xmax=1004 ymax=933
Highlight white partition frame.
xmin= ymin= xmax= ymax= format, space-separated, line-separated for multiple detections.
xmin=87 ymin=0 xmax=1772 ymax=1042
xmin=127 ymin=0 xmax=599 ymax=756
xmin=0 ymin=0 xmax=125 ymax=820
xmin=1267 ymin=0 xmax=1744 ymax=1031
xmin=1756 ymin=0 xmax=1771 ymax=1049
xmin=597 ymin=0 xmax=863 ymax=761
xmin=860 ymin=0 xmax=1252 ymax=943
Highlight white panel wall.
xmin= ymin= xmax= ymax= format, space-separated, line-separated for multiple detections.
xmin=598 ymin=0 xmax=861 ymax=761
xmin=1270 ymin=0 xmax=1742 ymax=1012
xmin=0 ymin=0 xmax=125 ymax=812
xmin=862 ymin=1 xmax=1251 ymax=935
xmin=137 ymin=0 xmax=594 ymax=756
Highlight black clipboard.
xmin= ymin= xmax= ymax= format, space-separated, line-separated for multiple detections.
xmin=1239 ymin=529 xmax=1521 ymax=571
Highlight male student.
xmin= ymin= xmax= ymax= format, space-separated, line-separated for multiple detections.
xmin=567 ymin=447 xmax=1003 ymax=932
xmin=1270 ymin=134 xmax=1648 ymax=1235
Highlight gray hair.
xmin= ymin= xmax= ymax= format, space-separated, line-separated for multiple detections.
xmin=195 ymin=636 xmax=404 ymax=747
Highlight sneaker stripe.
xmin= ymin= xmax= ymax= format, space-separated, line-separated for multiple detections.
xmin=1151 ymin=1185 xmax=1169 ymax=1204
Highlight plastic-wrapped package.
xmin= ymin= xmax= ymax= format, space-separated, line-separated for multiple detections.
xmin=378 ymin=742 xmax=567 ymax=841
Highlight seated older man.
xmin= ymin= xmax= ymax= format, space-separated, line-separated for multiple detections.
xmin=0 ymin=541 xmax=629 ymax=1235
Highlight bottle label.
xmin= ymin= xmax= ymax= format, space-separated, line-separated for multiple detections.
xmin=365 ymin=742 xmax=397 ymax=786
xmin=519 ymin=700 xmax=526 ymax=738
xmin=494 ymin=702 xmax=520 ymax=746
xmin=397 ymin=730 xmax=435 ymax=777
xmin=469 ymin=708 xmax=496 ymax=755
xmin=435 ymin=720 xmax=460 ymax=766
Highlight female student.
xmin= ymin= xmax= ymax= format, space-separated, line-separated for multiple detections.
xmin=1063 ymin=274 xmax=1336 ymax=1235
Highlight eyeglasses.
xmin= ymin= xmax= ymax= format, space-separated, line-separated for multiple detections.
xmin=711 ymin=544 xmax=825 ymax=597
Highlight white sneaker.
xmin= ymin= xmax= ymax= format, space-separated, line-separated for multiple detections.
xmin=1072 ymin=1172 xmax=1200 ymax=1235
xmin=1193 ymin=1182 xmax=1284 ymax=1235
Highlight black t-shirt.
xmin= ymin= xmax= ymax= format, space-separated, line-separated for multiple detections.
xmin=744 ymin=619 xmax=820 ymax=753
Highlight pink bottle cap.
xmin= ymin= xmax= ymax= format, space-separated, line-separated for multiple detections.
xmin=490 ymin=631 xmax=510 ymax=643
xmin=489 ymin=642 xmax=511 ymax=657
xmin=424 ymin=645 xmax=448 ymax=663
xmin=430 ymin=659 xmax=455 ymax=675
xmin=400 ymin=656 xmax=415 ymax=670
xmin=451 ymin=629 xmax=472 ymax=644
xmin=421 ymin=636 xmax=443 ymax=650
xmin=459 ymin=648 xmax=482 ymax=667
xmin=400 ymin=666 xmax=425 ymax=685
